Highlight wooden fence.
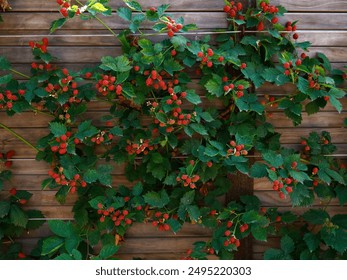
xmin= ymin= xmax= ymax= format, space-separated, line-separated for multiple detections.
xmin=0 ymin=0 xmax=346 ymax=259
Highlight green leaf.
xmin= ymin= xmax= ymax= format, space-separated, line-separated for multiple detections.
xmin=117 ymin=7 xmax=132 ymax=21
xmin=0 ymin=56 xmax=11 ymax=70
xmin=50 ymin=18 xmax=67 ymax=33
xmin=336 ymin=185 xmax=347 ymax=205
xmin=0 ymin=201 xmax=11 ymax=218
xmin=329 ymin=96 xmax=343 ymax=113
xmin=41 ymin=236 xmax=65 ymax=256
xmin=325 ymin=169 xmax=345 ymax=185
xmin=76 ymin=120 xmax=99 ymax=139
xmin=100 ymin=56 xmax=132 ymax=72
xmin=48 ymin=220 xmax=73 ymax=238
xmin=240 ymin=195 xmax=260 ymax=211
xmin=331 ymin=214 xmax=347 ymax=229
xmin=89 ymin=3 xmax=108 ymax=13
xmin=163 ymin=58 xmax=184 ymax=76
xmin=281 ymin=235 xmax=295 ymax=254
xmin=190 ymin=123 xmax=208 ymax=136
xmin=264 ymin=248 xmax=285 ymax=260
xmin=124 ymin=0 xmax=142 ymax=11
xmin=83 ymin=169 xmax=98 ymax=183
xmin=303 ymin=209 xmax=329 ymax=225
xmin=10 ymin=204 xmax=28 ymax=228
xmin=89 ymin=196 xmax=105 ymax=209
xmin=132 ymin=182 xmax=143 ymax=196
xmin=185 ymin=90 xmax=201 ymax=105
xmin=304 ymin=233 xmax=320 ymax=252
xmin=181 ymin=190 xmax=195 ymax=205
xmin=242 ymin=210 xmax=261 ymax=224
xmin=187 ymin=205 xmax=200 ymax=222
xmin=97 ymin=164 xmax=113 ymax=186
xmin=262 ymin=151 xmax=283 ymax=168
xmin=99 ymin=244 xmax=119 ymax=259
xmin=143 ymin=190 xmax=170 ymax=208
xmin=317 ymin=52 xmax=331 ymax=72
xmin=110 ymin=126 xmax=123 ymax=136
xmin=297 ymin=77 xmax=310 ymax=94
xmin=251 ymin=226 xmax=267 ymax=241
xmin=26 ymin=210 xmax=45 ymax=230
xmin=321 ymin=228 xmax=347 ymax=253
xmin=167 ymin=218 xmax=182 ymax=233
xmin=205 ymin=74 xmax=223 ymax=97
xmin=250 ymin=162 xmax=268 ymax=178
xmin=0 ymin=74 xmax=12 ymax=85
xmin=49 ymin=122 xmax=67 ymax=137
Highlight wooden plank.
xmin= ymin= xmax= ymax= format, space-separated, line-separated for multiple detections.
xmin=1 ymin=174 xmax=132 ymax=191
xmin=255 ymin=190 xmax=341 ymax=207
xmin=0 ymin=12 xmax=228 ymax=31
xmin=1 ymin=111 xmax=346 ymax=128
xmin=2 ymin=45 xmax=346 ymax=65
xmin=273 ymin=0 xmax=347 ymax=12
xmin=20 ymin=222 xmax=212 ymax=239
xmin=9 ymin=0 xmax=229 ymax=12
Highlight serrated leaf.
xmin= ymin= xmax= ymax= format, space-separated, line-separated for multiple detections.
xmin=321 ymin=228 xmax=347 ymax=253
xmin=48 ymin=220 xmax=74 ymax=238
xmin=110 ymin=126 xmax=123 ymax=136
xmin=9 ymin=204 xmax=28 ymax=228
xmin=205 ymin=74 xmax=223 ymax=97
xmin=281 ymin=235 xmax=295 ymax=254
xmin=181 ymin=190 xmax=195 ymax=205
xmin=0 ymin=74 xmax=12 ymax=85
xmin=250 ymin=162 xmax=268 ymax=178
xmin=0 ymin=56 xmax=11 ymax=70
xmin=90 ymin=3 xmax=108 ymax=13
xmin=185 ymin=90 xmax=201 ymax=105
xmin=190 ymin=123 xmax=208 ymax=136
xmin=251 ymin=226 xmax=267 ymax=241
xmin=41 ymin=236 xmax=64 ymax=256
xmin=99 ymin=244 xmax=119 ymax=259
xmin=262 ymin=151 xmax=283 ymax=168
xmin=143 ymin=190 xmax=169 ymax=208
xmin=331 ymin=214 xmax=347 ymax=229
xmin=187 ymin=205 xmax=200 ymax=222
xmin=264 ymin=248 xmax=285 ymax=260
xmin=0 ymin=201 xmax=10 ymax=218
xmin=50 ymin=18 xmax=67 ymax=33
xmin=167 ymin=218 xmax=182 ymax=233
xmin=303 ymin=232 xmax=320 ymax=252
xmin=117 ymin=7 xmax=132 ymax=21
xmin=83 ymin=169 xmax=98 ymax=183
xmin=132 ymin=182 xmax=143 ymax=196
xmin=303 ymin=209 xmax=329 ymax=225
xmin=336 ymin=185 xmax=347 ymax=205
xmin=163 ymin=58 xmax=184 ymax=76
xmin=124 ymin=0 xmax=142 ymax=11
xmin=49 ymin=122 xmax=67 ymax=137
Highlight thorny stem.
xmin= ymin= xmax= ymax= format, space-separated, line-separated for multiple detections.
xmin=0 ymin=122 xmax=39 ymax=152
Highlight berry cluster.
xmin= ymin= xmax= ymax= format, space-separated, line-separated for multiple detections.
xmin=90 ymin=130 xmax=114 ymax=145
xmin=45 ymin=68 xmax=81 ymax=104
xmin=97 ymin=204 xmax=133 ymax=226
xmin=0 ymin=90 xmax=24 ymax=111
xmin=96 ymin=74 xmax=123 ymax=97
xmin=223 ymin=1 xmax=244 ymax=19
xmin=8 ymin=188 xmax=27 ymax=205
xmin=176 ymin=173 xmax=200 ymax=189
xmin=197 ymin=48 xmax=222 ymax=68
xmin=0 ymin=150 xmax=15 ymax=169
xmin=50 ymin=132 xmax=75 ymax=155
xmin=152 ymin=90 xmax=192 ymax=133
xmin=31 ymin=62 xmax=54 ymax=71
xmin=223 ymin=234 xmax=241 ymax=248
xmin=145 ymin=70 xmax=169 ymax=90
xmin=256 ymin=2 xmax=280 ymax=31
xmin=283 ymin=59 xmax=302 ymax=76
xmin=227 ymin=141 xmax=248 ymax=157
xmin=48 ymin=166 xmax=87 ymax=193
xmin=29 ymin=37 xmax=49 ymax=53
xmin=56 ymin=0 xmax=80 ymax=18
xmin=151 ymin=211 xmax=171 ymax=231
xmin=284 ymin=21 xmax=298 ymax=40
xmin=163 ymin=16 xmax=183 ymax=37
xmin=271 ymin=176 xmax=294 ymax=199
xmin=125 ymin=139 xmax=155 ymax=155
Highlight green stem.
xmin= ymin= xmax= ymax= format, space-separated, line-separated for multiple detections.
xmin=94 ymin=16 xmax=118 ymax=38
xmin=10 ymin=69 xmax=30 ymax=79
xmin=0 ymin=122 xmax=39 ymax=152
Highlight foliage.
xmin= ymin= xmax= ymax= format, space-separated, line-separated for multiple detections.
xmin=0 ymin=0 xmax=346 ymax=260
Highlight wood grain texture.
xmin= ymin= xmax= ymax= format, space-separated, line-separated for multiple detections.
xmin=273 ymin=0 xmax=347 ymax=12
